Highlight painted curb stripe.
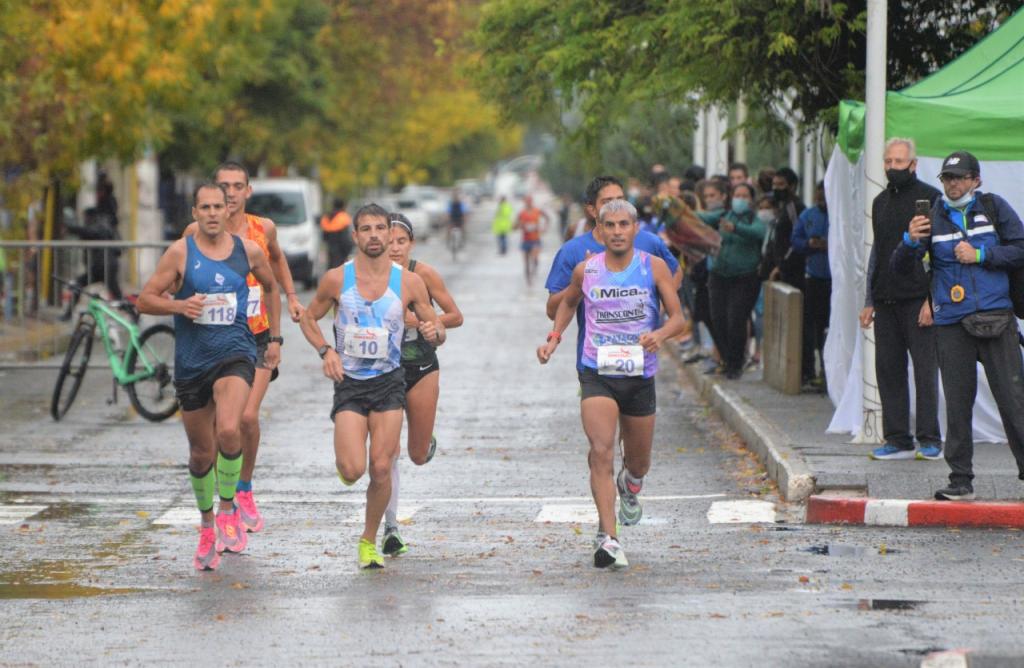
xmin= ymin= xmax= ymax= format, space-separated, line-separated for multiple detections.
xmin=863 ymin=500 xmax=910 ymax=526
xmin=807 ymin=495 xmax=1024 ymax=528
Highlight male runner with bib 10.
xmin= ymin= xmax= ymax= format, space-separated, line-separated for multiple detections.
xmin=299 ymin=204 xmax=444 ymax=569
xmin=537 ymin=199 xmax=684 ymax=569
xmin=138 ymin=183 xmax=278 ymax=571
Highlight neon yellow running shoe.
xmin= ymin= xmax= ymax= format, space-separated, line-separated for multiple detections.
xmin=358 ymin=538 xmax=384 ymax=570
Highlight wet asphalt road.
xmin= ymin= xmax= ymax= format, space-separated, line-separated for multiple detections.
xmin=2 ymin=202 xmax=1024 ymax=667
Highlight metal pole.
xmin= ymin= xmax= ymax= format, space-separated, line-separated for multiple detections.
xmin=735 ymin=98 xmax=748 ymax=164
xmin=855 ymin=0 xmax=887 ymax=444
xmin=693 ymin=108 xmax=708 ymax=169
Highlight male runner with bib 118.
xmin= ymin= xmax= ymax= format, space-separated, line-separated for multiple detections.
xmin=537 ymin=199 xmax=684 ymax=569
xmin=138 ymin=183 xmax=278 ymax=571
xmin=299 ymin=204 xmax=444 ymax=569
xmin=183 ymin=161 xmax=298 ymax=535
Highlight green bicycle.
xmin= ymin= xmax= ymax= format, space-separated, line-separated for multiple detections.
xmin=51 ymin=276 xmax=178 ymax=422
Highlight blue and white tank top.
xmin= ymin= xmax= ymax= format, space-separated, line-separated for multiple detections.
xmin=174 ymin=235 xmax=255 ymax=381
xmin=333 ymin=260 xmax=405 ymax=380
xmin=581 ymin=251 xmax=660 ymax=378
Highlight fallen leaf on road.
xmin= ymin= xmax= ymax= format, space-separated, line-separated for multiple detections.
xmin=136 ymin=511 xmax=150 ymax=519
xmin=799 ymin=576 xmax=810 ymax=583
xmin=840 ymin=583 xmax=853 ymax=590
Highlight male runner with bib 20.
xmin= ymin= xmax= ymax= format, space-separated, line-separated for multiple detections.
xmin=537 ymin=199 xmax=684 ymax=569
xmin=299 ymin=204 xmax=444 ymax=569
xmin=138 ymin=183 xmax=278 ymax=570
xmin=182 ymin=161 xmax=300 ymax=534
xmin=381 ymin=213 xmax=464 ymax=556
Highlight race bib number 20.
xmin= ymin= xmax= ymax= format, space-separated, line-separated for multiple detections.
xmin=195 ymin=293 xmax=238 ymax=326
xmin=597 ymin=345 xmax=644 ymax=377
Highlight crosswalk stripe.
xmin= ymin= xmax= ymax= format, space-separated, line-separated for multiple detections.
xmin=153 ymin=506 xmax=200 ymax=526
xmin=0 ymin=505 xmax=48 ymax=525
xmin=344 ymin=505 xmax=420 ymax=524
xmin=706 ymin=500 xmax=777 ymax=524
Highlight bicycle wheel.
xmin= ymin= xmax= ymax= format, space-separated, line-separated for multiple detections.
xmin=51 ymin=322 xmax=94 ymax=421
xmin=125 ymin=324 xmax=179 ymax=422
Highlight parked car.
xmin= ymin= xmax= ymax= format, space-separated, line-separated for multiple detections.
xmin=400 ymin=185 xmax=448 ymax=230
xmin=374 ymin=195 xmax=431 ymax=241
xmin=248 ymin=177 xmax=323 ymax=288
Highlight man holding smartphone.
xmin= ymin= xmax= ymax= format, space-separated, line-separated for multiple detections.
xmin=893 ymin=150 xmax=1024 ymax=500
xmin=860 ymin=138 xmax=943 ymax=461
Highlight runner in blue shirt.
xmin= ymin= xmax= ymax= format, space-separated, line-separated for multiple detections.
xmin=544 ymin=176 xmax=681 ymax=370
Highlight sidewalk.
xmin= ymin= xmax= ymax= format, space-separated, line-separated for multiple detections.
xmin=0 ymin=311 xmax=68 ymax=363
xmin=679 ymin=355 xmax=1024 ymax=528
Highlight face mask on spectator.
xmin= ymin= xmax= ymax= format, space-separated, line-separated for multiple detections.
xmin=772 ymin=188 xmax=788 ymax=202
xmin=707 ymin=199 xmax=725 ymax=211
xmin=885 ymin=168 xmax=914 ymax=188
xmin=756 ymin=210 xmax=775 ymax=223
xmin=731 ymin=198 xmax=750 ymax=214
xmin=943 ymin=189 xmax=975 ymax=209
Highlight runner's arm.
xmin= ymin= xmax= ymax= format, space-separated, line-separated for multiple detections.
xmin=538 ymin=263 xmax=584 ymax=363
xmin=639 ymin=257 xmax=685 ymax=353
xmin=406 ymin=271 xmax=446 ymax=346
xmin=262 ymin=220 xmax=304 ymax=321
xmin=420 ymin=264 xmax=463 ymax=329
xmin=299 ymin=267 xmax=344 ymax=382
xmin=137 ymin=241 xmax=201 ymax=318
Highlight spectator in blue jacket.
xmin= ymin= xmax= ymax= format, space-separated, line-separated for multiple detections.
xmin=791 ymin=181 xmax=830 ymax=388
xmin=893 ymin=150 xmax=1024 ymax=501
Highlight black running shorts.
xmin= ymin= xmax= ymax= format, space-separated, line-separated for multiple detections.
xmin=403 ymin=355 xmax=439 ymax=392
xmin=330 ymin=368 xmax=407 ymax=419
xmin=175 ymin=357 xmax=256 ymax=412
xmin=578 ymin=367 xmax=656 ymax=417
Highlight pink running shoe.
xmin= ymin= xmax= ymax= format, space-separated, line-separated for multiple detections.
xmin=194 ymin=526 xmax=221 ymax=571
xmin=235 ymin=490 xmax=264 ymax=533
xmin=215 ymin=508 xmax=248 ymax=554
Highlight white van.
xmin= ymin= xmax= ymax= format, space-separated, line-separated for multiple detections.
xmin=248 ymin=178 xmax=324 ymax=288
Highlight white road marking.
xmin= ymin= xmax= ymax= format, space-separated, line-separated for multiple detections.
xmin=153 ymin=506 xmax=200 ymax=526
xmin=6 ymin=496 xmax=173 ymax=506
xmin=706 ymin=500 xmax=777 ymax=524
xmin=535 ymin=504 xmax=598 ymax=523
xmin=344 ymin=505 xmax=420 ymax=524
xmin=0 ymin=504 xmax=47 ymax=525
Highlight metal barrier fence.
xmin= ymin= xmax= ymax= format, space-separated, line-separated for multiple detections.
xmin=0 ymin=240 xmax=170 ymax=369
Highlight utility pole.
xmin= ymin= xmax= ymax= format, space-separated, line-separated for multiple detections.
xmin=856 ymin=0 xmax=886 ymax=444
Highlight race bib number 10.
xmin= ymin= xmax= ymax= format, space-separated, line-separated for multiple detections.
xmin=344 ymin=325 xmax=389 ymax=359
xmin=195 ymin=293 xmax=238 ymax=326
xmin=597 ymin=345 xmax=644 ymax=377
xmin=246 ymin=284 xmax=262 ymax=318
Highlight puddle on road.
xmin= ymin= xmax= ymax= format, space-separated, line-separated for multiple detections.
xmin=0 ymin=560 xmax=142 ymax=600
xmin=801 ymin=544 xmax=866 ymax=557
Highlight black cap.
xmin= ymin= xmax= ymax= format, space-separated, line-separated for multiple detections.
xmin=939 ymin=151 xmax=980 ymax=177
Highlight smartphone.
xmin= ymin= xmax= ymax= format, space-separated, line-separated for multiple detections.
xmin=915 ymin=199 xmax=931 ymax=217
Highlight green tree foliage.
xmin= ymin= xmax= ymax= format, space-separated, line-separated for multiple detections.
xmin=472 ymin=0 xmax=1020 ymax=139
xmin=0 ymin=0 xmax=520 ymax=210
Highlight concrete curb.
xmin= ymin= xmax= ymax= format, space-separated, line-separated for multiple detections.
xmin=806 ymin=494 xmax=1024 ymax=528
xmin=679 ymin=360 xmax=816 ymax=502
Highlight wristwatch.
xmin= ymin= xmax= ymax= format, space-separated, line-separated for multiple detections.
xmin=317 ymin=344 xmax=331 ymax=359
xmin=268 ymin=335 xmax=284 ymax=345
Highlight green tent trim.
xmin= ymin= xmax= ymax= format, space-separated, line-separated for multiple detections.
xmin=838 ymin=7 xmax=1024 ymax=162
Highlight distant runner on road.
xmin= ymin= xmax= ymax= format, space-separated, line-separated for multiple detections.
xmin=537 ymin=199 xmax=684 ymax=569
xmin=516 ymin=195 xmax=550 ymax=286
xmin=138 ymin=182 xmax=277 ymax=571
xmin=299 ymin=204 xmax=443 ymax=570
xmin=381 ymin=212 xmax=464 ymax=556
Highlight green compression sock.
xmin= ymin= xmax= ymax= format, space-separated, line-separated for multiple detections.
xmin=217 ymin=450 xmax=243 ymax=502
xmin=189 ymin=464 xmax=216 ymax=514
